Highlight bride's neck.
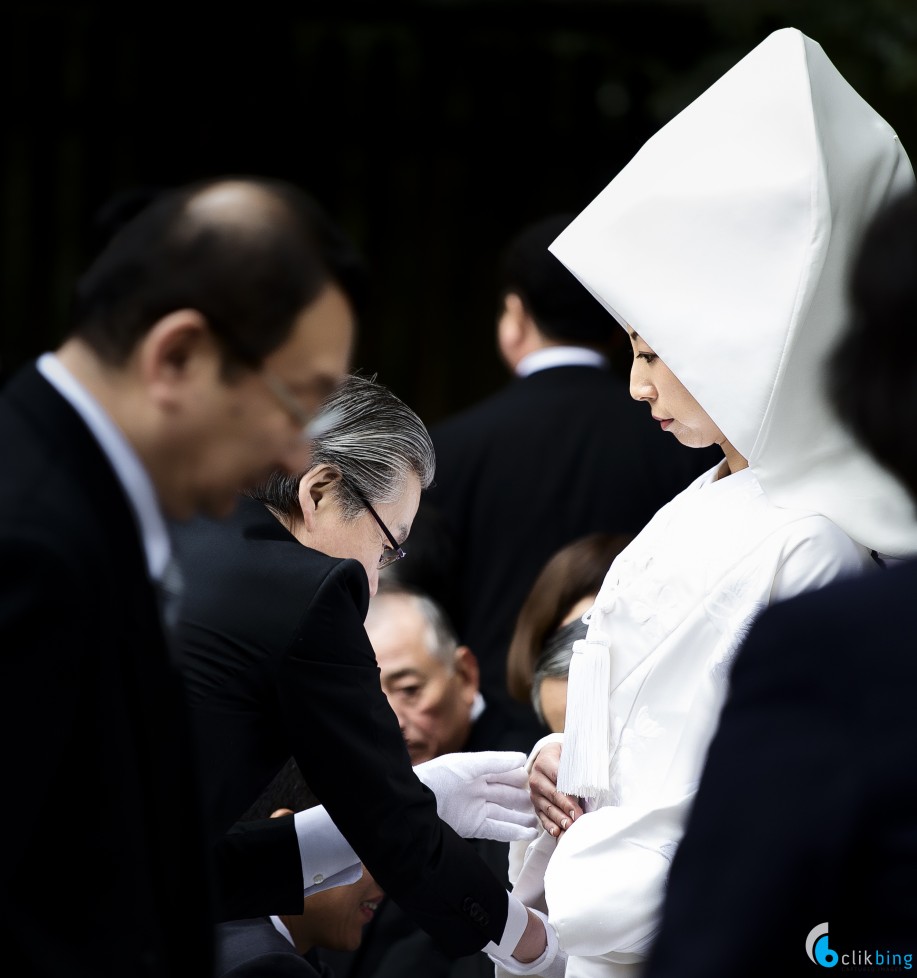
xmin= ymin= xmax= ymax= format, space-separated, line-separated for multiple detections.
xmin=715 ymin=439 xmax=748 ymax=480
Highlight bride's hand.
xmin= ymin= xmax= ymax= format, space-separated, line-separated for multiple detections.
xmin=529 ymin=742 xmax=584 ymax=837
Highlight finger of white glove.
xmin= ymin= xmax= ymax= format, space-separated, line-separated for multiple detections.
xmin=448 ymin=750 xmax=530 ymax=778
xmin=474 ymin=750 xmax=529 ymax=770
xmin=474 ymin=780 xmax=532 ymax=809
xmin=484 ymin=803 xmax=540 ymax=828
xmin=485 ymin=766 xmax=530 ymax=790
xmin=475 ymin=818 xmax=540 ymax=843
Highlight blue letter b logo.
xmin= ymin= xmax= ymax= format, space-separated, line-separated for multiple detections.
xmin=814 ymin=934 xmax=838 ymax=968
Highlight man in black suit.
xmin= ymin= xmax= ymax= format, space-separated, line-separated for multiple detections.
xmin=174 ymin=376 xmax=558 ymax=973
xmin=425 ymin=214 xmax=717 ymax=717
xmin=0 ymin=177 xmax=359 ymax=977
xmin=643 ymin=191 xmax=917 ymax=977
xmin=322 ymin=582 xmax=540 ymax=978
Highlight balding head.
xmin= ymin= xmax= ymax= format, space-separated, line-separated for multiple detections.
xmin=367 ymin=585 xmax=479 ymax=764
xmin=72 ymin=176 xmax=365 ymax=371
xmin=184 ymin=180 xmax=308 ymax=241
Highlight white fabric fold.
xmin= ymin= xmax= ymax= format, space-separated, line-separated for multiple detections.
xmin=509 ymin=27 xmax=917 ymax=977
xmin=549 ymin=27 xmax=917 ymax=558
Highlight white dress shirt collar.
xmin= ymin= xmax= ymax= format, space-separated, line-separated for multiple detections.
xmin=515 ymin=345 xmax=608 ymax=378
xmin=37 ymin=353 xmax=171 ymax=581
xmin=269 ymin=915 xmax=296 ymax=947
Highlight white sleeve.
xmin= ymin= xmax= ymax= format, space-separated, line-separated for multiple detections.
xmin=770 ymin=514 xmax=872 ymax=603
xmin=293 ymin=806 xmax=362 ymax=896
xmin=543 ymin=796 xmax=689 ymax=961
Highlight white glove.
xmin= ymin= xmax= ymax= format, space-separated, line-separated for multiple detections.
xmin=414 ymin=750 xmax=539 ymax=843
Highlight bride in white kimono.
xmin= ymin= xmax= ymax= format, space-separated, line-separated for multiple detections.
xmin=493 ymin=28 xmax=917 ymax=978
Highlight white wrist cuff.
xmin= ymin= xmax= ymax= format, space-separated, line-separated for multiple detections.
xmin=484 ymin=893 xmax=529 ymax=957
xmin=488 ymin=906 xmax=563 ymax=976
xmin=293 ymin=806 xmax=361 ymax=895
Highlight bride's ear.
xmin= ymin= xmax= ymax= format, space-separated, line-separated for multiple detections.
xmin=297 ymin=465 xmax=343 ymax=532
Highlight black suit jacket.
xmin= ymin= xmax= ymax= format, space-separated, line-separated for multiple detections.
xmin=173 ymin=499 xmax=511 ymax=957
xmin=0 ymin=366 xmax=213 ymax=977
xmin=425 ymin=365 xmax=718 ymax=710
xmin=319 ymin=702 xmax=538 ymax=978
xmin=216 ymin=917 xmax=331 ymax=978
xmin=644 ymin=559 xmax=917 ymax=978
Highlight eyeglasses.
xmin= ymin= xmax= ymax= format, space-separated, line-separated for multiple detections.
xmin=350 ymin=485 xmax=407 ymax=568
xmin=263 ymin=371 xmax=313 ymax=441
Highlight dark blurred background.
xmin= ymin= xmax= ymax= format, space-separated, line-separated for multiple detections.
xmin=2 ymin=0 xmax=916 ymax=423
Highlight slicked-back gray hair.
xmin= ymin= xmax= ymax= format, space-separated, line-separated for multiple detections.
xmin=248 ymin=373 xmax=435 ymax=524
xmin=371 ymin=580 xmax=460 ymax=670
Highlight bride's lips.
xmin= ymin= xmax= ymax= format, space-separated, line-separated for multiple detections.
xmin=652 ymin=415 xmax=674 ymax=431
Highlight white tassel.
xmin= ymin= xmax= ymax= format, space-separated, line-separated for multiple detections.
xmin=557 ymin=637 xmax=612 ymax=799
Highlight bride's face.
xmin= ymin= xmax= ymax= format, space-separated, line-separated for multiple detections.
xmin=628 ymin=332 xmax=725 ymax=450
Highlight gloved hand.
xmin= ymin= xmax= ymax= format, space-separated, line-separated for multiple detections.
xmin=414 ymin=750 xmax=539 ymax=843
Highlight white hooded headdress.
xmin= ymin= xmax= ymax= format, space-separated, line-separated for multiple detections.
xmin=550 ymin=27 xmax=917 ymax=557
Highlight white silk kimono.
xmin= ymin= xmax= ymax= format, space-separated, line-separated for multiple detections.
xmin=504 ymin=465 xmax=871 ymax=977
xmin=497 ymin=27 xmax=917 ymax=978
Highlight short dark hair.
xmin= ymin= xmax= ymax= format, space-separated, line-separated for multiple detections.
xmin=829 ymin=189 xmax=917 ymax=502
xmin=71 ymin=176 xmax=366 ymax=369
xmin=506 ymin=532 xmax=631 ymax=703
xmin=499 ymin=213 xmax=616 ymax=347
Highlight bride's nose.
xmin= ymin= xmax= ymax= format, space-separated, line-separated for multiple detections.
xmin=630 ymin=361 xmax=656 ymax=402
